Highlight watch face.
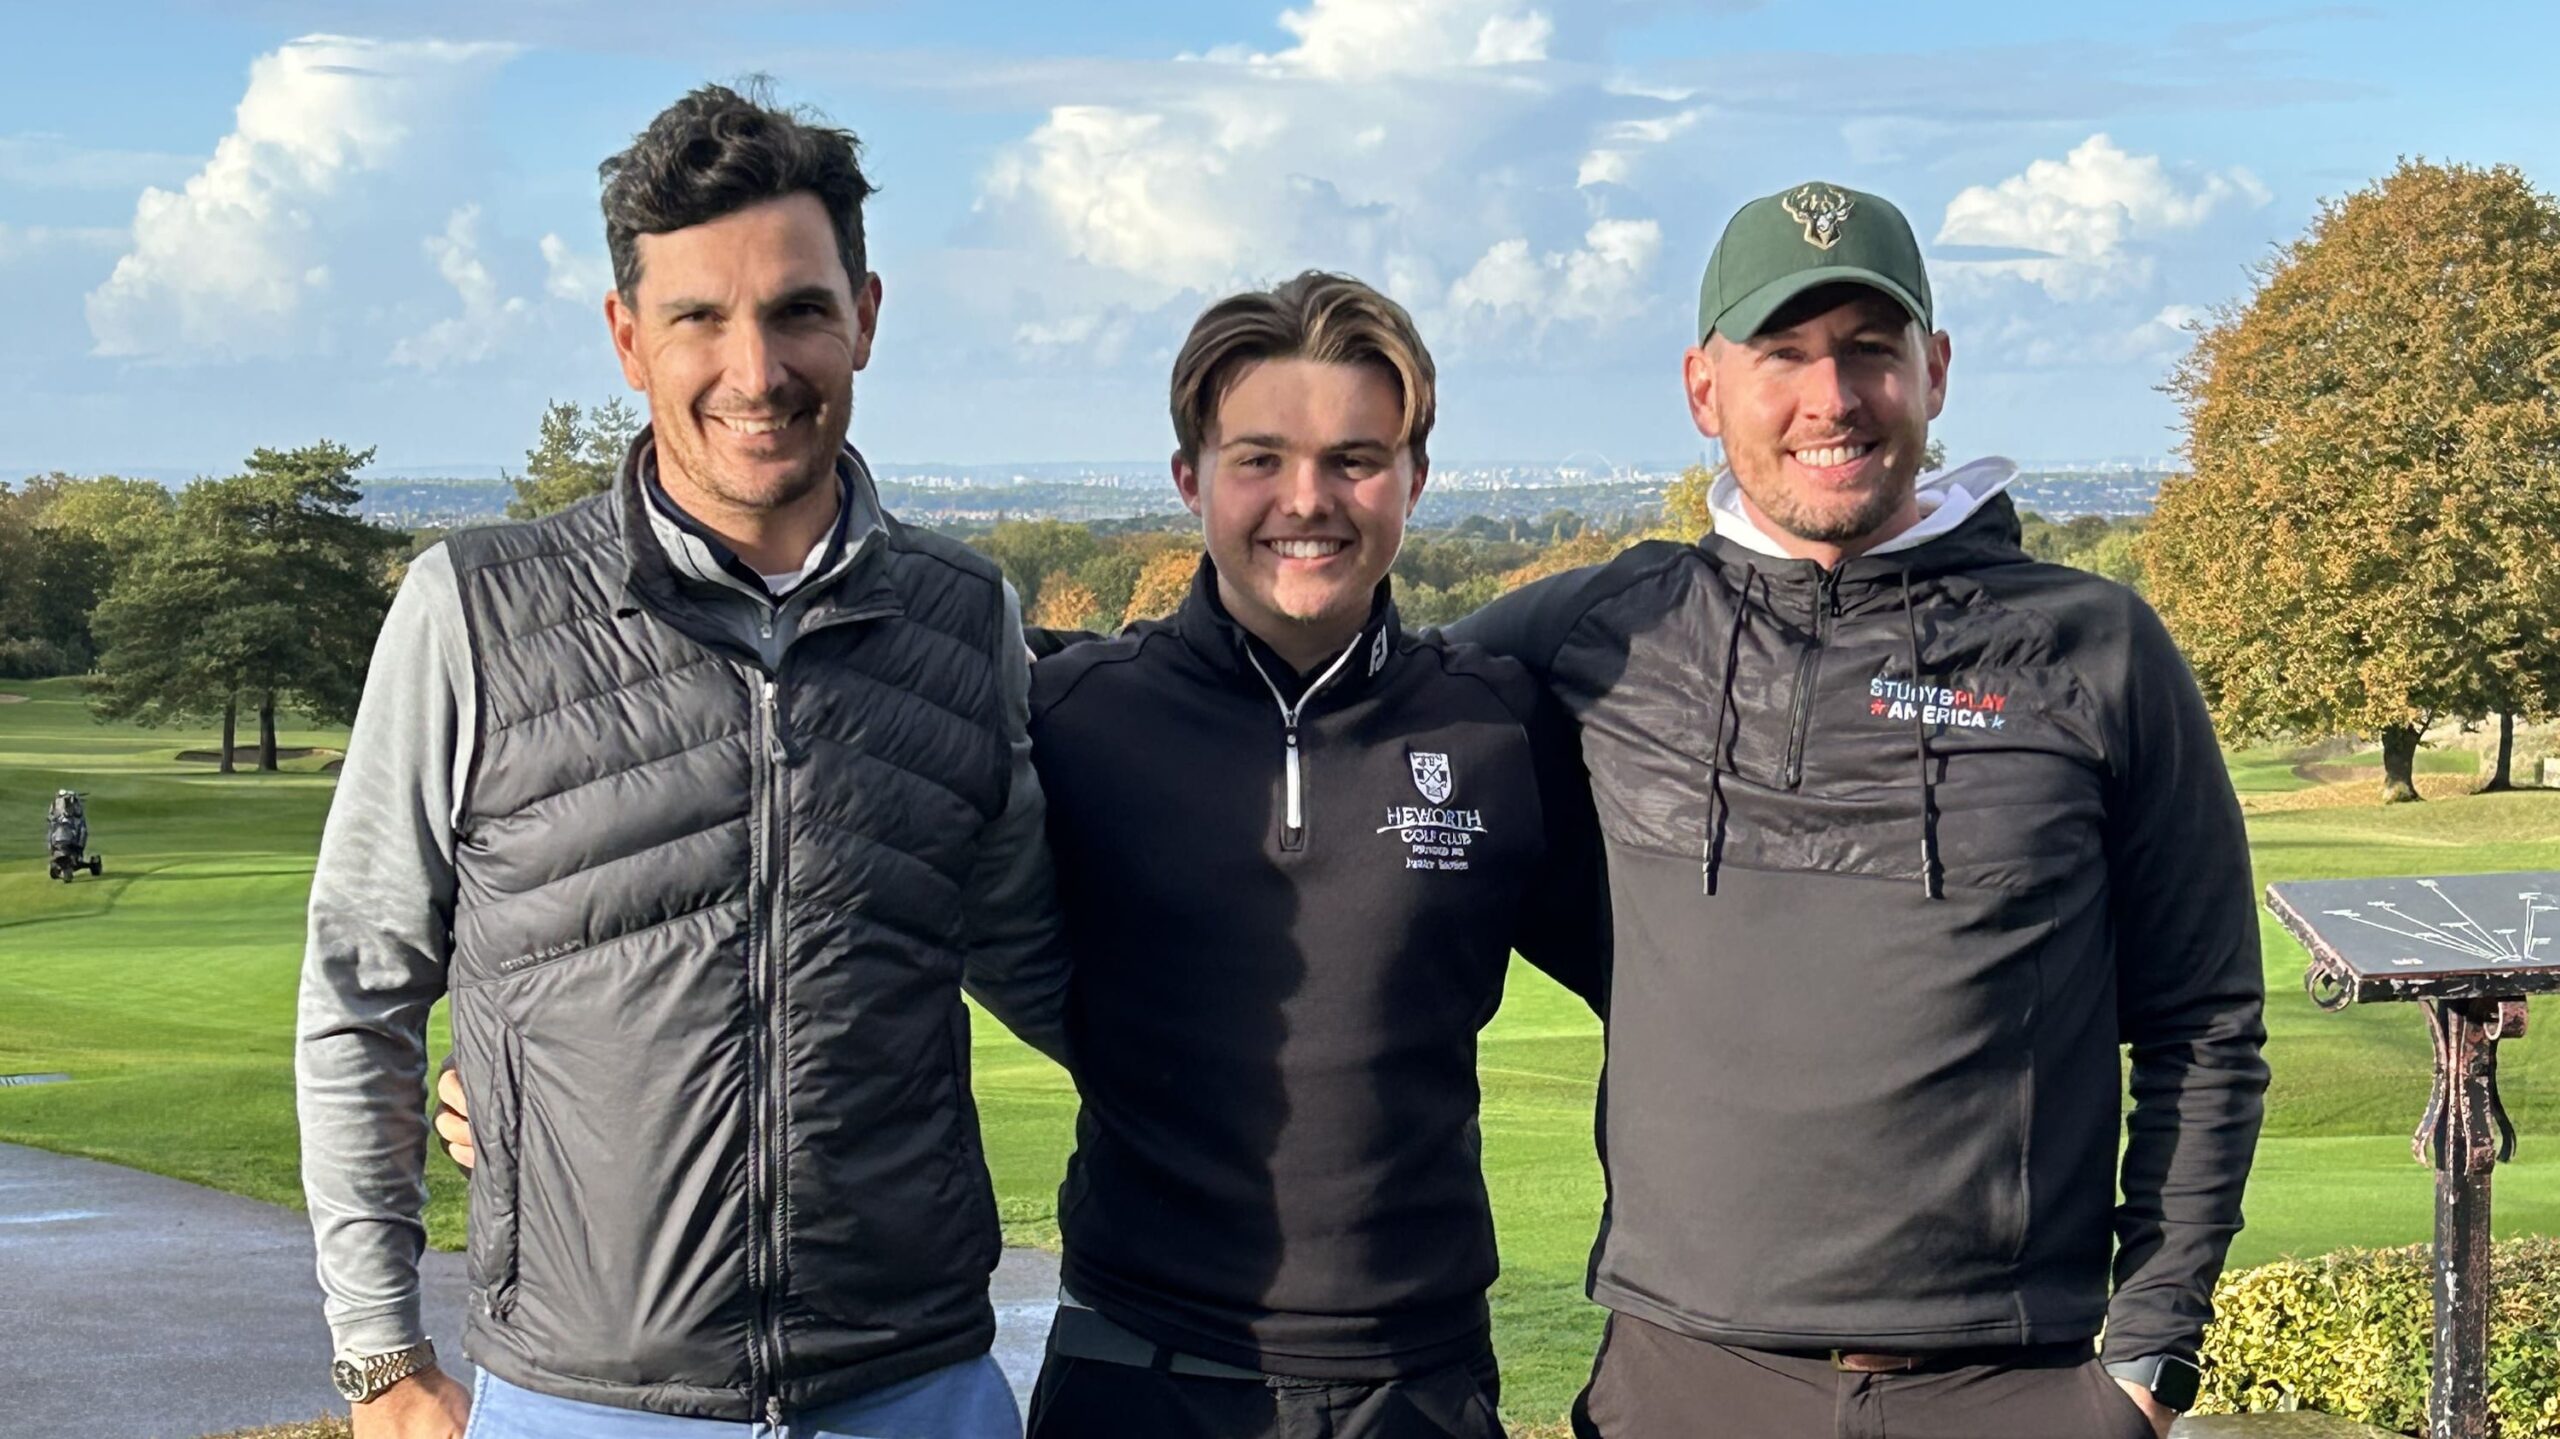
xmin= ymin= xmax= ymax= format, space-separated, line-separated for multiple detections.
xmin=331 ymin=1358 xmax=367 ymax=1402
xmin=2154 ymin=1358 xmax=2202 ymax=1411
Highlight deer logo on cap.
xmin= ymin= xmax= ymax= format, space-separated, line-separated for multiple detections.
xmin=1781 ymin=184 xmax=1855 ymax=251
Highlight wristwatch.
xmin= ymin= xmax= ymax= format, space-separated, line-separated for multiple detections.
xmin=331 ymin=1339 xmax=437 ymax=1403
xmin=2105 ymin=1354 xmax=2201 ymax=1413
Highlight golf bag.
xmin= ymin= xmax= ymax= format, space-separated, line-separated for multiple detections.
xmin=46 ymin=790 xmax=101 ymax=882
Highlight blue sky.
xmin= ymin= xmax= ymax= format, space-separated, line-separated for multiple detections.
xmin=5 ymin=1 xmax=2553 ymax=476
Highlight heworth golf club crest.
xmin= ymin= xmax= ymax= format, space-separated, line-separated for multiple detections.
xmin=1381 ymin=749 xmax=1486 ymax=873
xmin=1410 ymin=750 xmax=1453 ymax=804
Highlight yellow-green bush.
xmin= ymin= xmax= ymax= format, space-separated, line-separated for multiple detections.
xmin=2194 ymin=1238 xmax=2560 ymax=1435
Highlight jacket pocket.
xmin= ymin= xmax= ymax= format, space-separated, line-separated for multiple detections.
xmin=461 ymin=1021 xmax=524 ymax=1324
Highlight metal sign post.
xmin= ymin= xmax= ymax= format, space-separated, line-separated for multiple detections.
xmin=2266 ymin=872 xmax=2560 ymax=1439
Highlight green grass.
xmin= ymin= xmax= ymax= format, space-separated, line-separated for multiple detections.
xmin=6 ymin=681 xmax=2559 ymax=1428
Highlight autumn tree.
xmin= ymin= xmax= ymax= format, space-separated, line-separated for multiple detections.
xmin=1656 ymin=462 xmax=1715 ymax=542
xmin=505 ymin=397 xmax=642 ymax=519
xmin=2144 ymin=159 xmax=2560 ymax=801
xmin=1122 ymin=545 xmax=1200 ymax=626
xmin=1029 ymin=572 xmax=1108 ymax=634
xmin=975 ymin=520 xmax=1103 ymax=617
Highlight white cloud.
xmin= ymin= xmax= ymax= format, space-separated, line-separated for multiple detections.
xmin=1934 ymin=133 xmax=2269 ymax=300
xmin=1264 ymin=0 xmax=1552 ymax=78
xmin=976 ymin=0 xmax=1666 ymax=360
xmin=1577 ymin=104 xmax=1710 ymax=189
xmin=539 ymin=233 xmax=613 ymax=303
xmin=84 ymin=34 xmax=515 ymax=362
xmin=984 ymin=106 xmax=1250 ymax=291
xmin=391 ymin=205 xmax=528 ymax=369
xmin=1576 ymin=149 xmax=1633 ymax=188
xmin=1446 ymin=217 xmax=1662 ymax=338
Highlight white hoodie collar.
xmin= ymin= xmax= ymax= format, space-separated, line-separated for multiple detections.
xmin=1704 ymin=456 xmax=2019 ymax=562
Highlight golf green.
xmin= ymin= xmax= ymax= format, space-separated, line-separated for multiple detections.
xmin=5 ymin=675 xmax=2557 ymax=1428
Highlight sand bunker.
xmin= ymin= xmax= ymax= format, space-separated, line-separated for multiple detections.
xmin=174 ymin=746 xmax=330 ymax=765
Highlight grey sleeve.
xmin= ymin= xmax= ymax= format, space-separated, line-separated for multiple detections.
xmin=294 ymin=545 xmax=474 ymax=1359
xmin=956 ymin=583 xmax=1072 ymax=1067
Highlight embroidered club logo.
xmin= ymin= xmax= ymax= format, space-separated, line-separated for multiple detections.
xmin=1410 ymin=751 xmax=1453 ymax=804
xmin=1781 ymin=184 xmax=1855 ymax=251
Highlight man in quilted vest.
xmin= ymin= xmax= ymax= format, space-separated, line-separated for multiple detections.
xmin=296 ymin=82 xmax=1068 ymax=1439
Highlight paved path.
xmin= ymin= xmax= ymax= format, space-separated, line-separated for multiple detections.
xmin=0 ymin=1143 xmax=1059 ymax=1439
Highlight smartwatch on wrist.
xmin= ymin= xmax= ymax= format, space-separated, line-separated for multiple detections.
xmin=2105 ymin=1353 xmax=2201 ymax=1413
xmin=331 ymin=1339 xmax=437 ymax=1404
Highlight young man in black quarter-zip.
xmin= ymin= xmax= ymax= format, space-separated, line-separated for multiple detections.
xmin=1021 ymin=271 xmax=1607 ymax=1439
xmin=1451 ymin=183 xmax=2268 ymax=1439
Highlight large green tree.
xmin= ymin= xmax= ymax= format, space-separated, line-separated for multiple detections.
xmin=2145 ymin=159 xmax=2560 ymax=801
xmin=89 ymin=442 xmax=403 ymax=771
xmin=505 ymin=396 xmax=642 ymax=519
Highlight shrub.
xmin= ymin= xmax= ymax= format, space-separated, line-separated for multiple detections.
xmin=2195 ymin=1238 xmax=2560 ymax=1435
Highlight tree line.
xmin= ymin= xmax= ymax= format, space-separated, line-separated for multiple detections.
xmin=3 ymin=404 xmax=2151 ymax=777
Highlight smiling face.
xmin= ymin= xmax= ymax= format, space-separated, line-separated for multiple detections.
xmin=606 ymin=191 xmax=879 ymax=523
xmin=1686 ymin=284 xmax=1950 ymax=564
xmin=1174 ymin=357 xmax=1426 ymax=670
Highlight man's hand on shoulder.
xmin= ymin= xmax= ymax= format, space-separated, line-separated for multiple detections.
xmin=433 ymin=1067 xmax=474 ymax=1172
xmin=350 ymin=1364 xmax=470 ymax=1439
xmin=2114 ymin=1377 xmax=2175 ymax=1439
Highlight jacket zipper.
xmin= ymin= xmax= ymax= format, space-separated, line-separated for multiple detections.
xmin=1782 ymin=569 xmax=1841 ymax=789
xmin=1245 ymin=635 xmax=1366 ymax=852
xmin=745 ymin=592 xmax=889 ymax=1428
xmin=747 ymin=672 xmax=790 ymax=1429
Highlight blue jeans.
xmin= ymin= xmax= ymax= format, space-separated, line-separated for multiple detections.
xmin=464 ymin=1357 xmax=1023 ymax=1439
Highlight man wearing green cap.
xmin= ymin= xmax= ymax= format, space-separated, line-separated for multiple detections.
xmin=1450 ymin=182 xmax=2266 ymax=1438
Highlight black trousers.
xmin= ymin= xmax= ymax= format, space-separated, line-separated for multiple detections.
xmin=1570 ymin=1312 xmax=2158 ymax=1439
xmin=1026 ymin=1320 xmax=1505 ymax=1439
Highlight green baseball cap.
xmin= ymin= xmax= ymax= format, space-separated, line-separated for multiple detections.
xmin=1697 ymin=181 xmax=1932 ymax=343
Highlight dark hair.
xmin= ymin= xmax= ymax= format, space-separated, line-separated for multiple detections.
xmin=599 ymin=80 xmax=877 ymax=298
xmin=1169 ymin=271 xmax=1438 ymax=467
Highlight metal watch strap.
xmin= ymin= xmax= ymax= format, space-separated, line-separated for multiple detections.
xmin=2104 ymin=1354 xmax=2201 ymax=1412
xmin=333 ymin=1338 xmax=436 ymax=1403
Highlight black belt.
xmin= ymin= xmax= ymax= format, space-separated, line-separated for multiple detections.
xmin=1048 ymin=1301 xmax=1269 ymax=1381
xmin=1775 ymin=1341 xmax=2095 ymax=1374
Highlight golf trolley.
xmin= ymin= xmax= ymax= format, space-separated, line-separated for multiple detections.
xmin=46 ymin=789 xmax=102 ymax=882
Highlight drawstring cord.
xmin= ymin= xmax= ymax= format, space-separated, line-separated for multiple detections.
xmin=1901 ymin=568 xmax=1942 ymax=900
xmin=1702 ymin=564 xmax=1757 ymax=895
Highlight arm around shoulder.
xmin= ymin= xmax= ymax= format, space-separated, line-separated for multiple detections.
xmin=958 ymin=583 xmax=1073 ymax=1068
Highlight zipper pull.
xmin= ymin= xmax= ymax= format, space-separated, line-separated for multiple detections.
xmin=1283 ymin=727 xmax=1304 ymax=845
xmin=768 ymin=1394 xmax=785 ymax=1431
xmin=760 ymin=679 xmax=789 ymax=766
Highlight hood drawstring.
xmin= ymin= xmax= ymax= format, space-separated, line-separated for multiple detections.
xmin=1703 ymin=564 xmax=1757 ymax=895
xmin=1900 ymin=567 xmax=1942 ymax=900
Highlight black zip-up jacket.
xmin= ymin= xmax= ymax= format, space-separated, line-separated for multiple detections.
xmin=1029 ymin=560 xmax=1606 ymax=1379
xmin=1449 ymin=494 xmax=2267 ymax=1366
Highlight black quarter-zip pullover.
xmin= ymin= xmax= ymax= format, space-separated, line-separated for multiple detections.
xmin=1029 ymin=559 xmax=1606 ymax=1379
xmin=1450 ymin=493 xmax=2267 ymax=1368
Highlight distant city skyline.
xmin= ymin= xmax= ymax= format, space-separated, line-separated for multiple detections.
xmin=9 ymin=2 xmax=2549 ymax=474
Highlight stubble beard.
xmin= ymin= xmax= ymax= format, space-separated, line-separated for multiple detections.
xmin=662 ymin=379 xmax=853 ymax=516
xmin=1731 ymin=442 xmax=1920 ymax=548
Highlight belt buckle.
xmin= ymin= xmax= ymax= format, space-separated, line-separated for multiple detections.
xmin=1830 ymin=1351 xmax=1921 ymax=1374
